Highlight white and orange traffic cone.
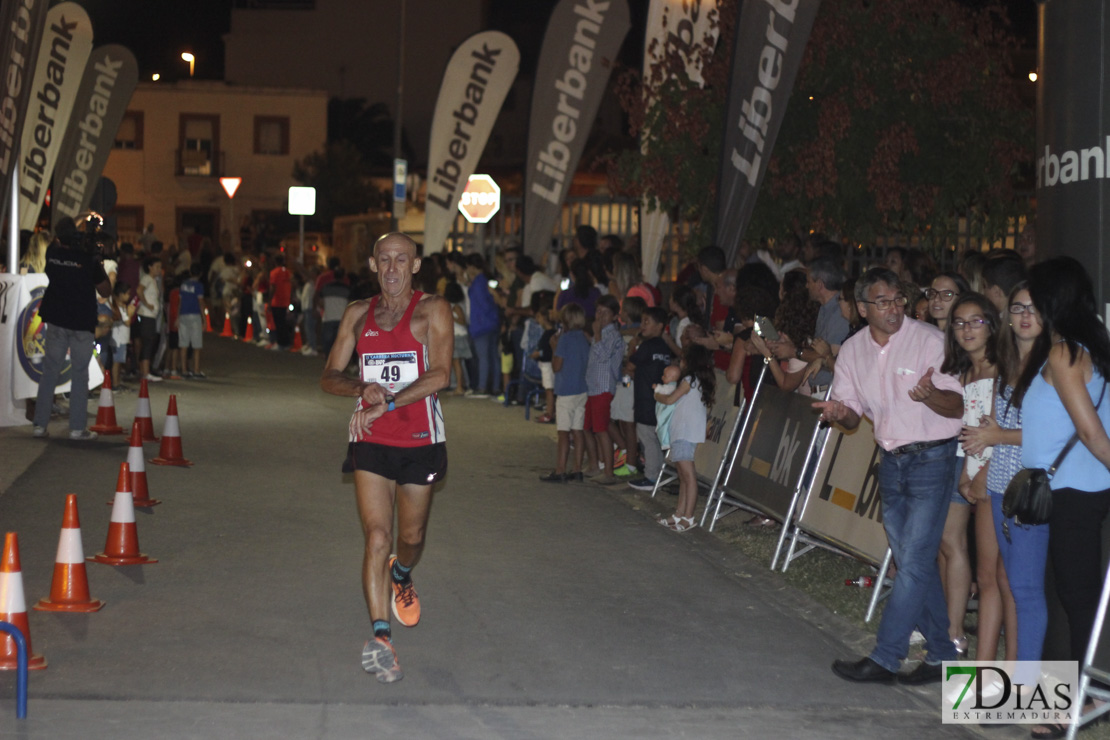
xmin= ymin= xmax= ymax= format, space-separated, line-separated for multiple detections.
xmin=204 ymin=308 xmax=214 ymax=333
xmin=220 ymin=312 xmax=234 ymax=338
xmin=243 ymin=316 xmax=254 ymax=342
xmin=34 ymin=495 xmax=104 ymax=613
xmin=0 ymin=533 xmax=46 ymax=670
xmin=90 ymin=373 xmax=124 ymax=435
xmin=150 ymin=395 xmax=192 ymax=467
xmin=289 ymin=325 xmax=303 ymax=352
xmin=89 ymin=472 xmax=157 ymax=566
xmin=118 ymin=439 xmax=160 ymax=507
xmin=135 ymin=378 xmax=159 ymax=442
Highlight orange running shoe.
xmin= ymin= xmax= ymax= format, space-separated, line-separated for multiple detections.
xmin=362 ymin=636 xmax=403 ymax=683
xmin=389 ymin=556 xmax=421 ymax=627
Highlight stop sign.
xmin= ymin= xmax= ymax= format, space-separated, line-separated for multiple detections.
xmin=458 ymin=174 xmax=501 ymax=224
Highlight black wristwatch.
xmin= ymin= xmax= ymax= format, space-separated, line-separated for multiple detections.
xmin=385 ymin=394 xmax=396 ymax=412
xmin=795 ymin=347 xmax=804 ymax=360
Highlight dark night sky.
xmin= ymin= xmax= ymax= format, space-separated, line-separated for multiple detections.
xmin=74 ymin=0 xmax=1038 ymax=85
xmin=75 ymin=0 xmax=231 ymax=82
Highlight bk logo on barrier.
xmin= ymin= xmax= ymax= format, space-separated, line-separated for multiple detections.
xmin=458 ymin=174 xmax=500 ymax=224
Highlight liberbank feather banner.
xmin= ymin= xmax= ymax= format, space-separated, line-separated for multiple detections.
xmin=17 ymin=1 xmax=94 ymax=232
xmin=715 ymin=0 xmax=820 ymax=265
xmin=523 ymin=0 xmax=630 ymax=260
xmin=0 ymin=0 xmax=49 ymax=214
xmin=51 ymin=45 xmax=138 ymax=230
xmin=423 ymin=31 xmax=519 ymax=252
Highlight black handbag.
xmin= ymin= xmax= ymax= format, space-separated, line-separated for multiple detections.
xmin=1002 ymin=381 xmax=1106 ymax=540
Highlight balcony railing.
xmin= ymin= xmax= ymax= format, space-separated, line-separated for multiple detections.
xmin=175 ymin=149 xmax=225 ymax=178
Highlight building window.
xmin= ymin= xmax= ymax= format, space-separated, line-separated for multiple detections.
xmin=254 ymin=116 xmax=290 ymax=155
xmin=114 ymin=111 xmax=143 ymax=150
xmin=111 ymin=206 xmax=145 ymax=238
xmin=179 ymin=114 xmax=220 ymax=176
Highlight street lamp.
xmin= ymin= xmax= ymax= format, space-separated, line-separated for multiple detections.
xmin=181 ymin=52 xmax=195 ymax=77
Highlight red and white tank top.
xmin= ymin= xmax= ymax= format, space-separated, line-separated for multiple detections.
xmin=350 ymin=291 xmax=445 ymax=447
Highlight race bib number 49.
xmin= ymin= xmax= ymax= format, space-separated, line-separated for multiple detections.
xmin=361 ymin=351 xmax=419 ymax=393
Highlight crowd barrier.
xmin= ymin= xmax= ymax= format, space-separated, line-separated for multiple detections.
xmin=1 ymin=274 xmax=103 ymax=427
xmin=691 ymin=364 xmax=894 ymax=613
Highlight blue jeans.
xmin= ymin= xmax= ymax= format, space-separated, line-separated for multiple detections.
xmin=303 ymin=310 xmax=317 ymax=351
xmin=991 ymin=491 xmax=1049 ymax=684
xmin=472 ymin=330 xmax=499 ymax=395
xmin=34 ymin=323 xmax=95 ymax=432
xmin=870 ymin=440 xmax=959 ymax=671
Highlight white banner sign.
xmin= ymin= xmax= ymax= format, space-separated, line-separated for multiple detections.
xmin=10 ymin=273 xmax=102 ymax=401
xmin=17 ymin=2 xmax=94 ymax=231
xmin=424 ymin=31 xmax=519 ymax=252
xmin=523 ymin=0 xmax=631 ymax=260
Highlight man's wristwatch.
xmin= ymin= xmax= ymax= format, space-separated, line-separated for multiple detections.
xmin=385 ymin=394 xmax=396 ymax=412
xmin=795 ymin=347 xmax=805 ymax=360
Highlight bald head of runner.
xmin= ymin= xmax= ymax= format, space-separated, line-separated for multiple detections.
xmin=370 ymin=232 xmax=421 ymax=298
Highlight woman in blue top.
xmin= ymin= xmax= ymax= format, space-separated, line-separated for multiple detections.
xmin=1011 ymin=258 xmax=1110 ymax=734
xmin=963 ymin=282 xmax=1043 ymax=694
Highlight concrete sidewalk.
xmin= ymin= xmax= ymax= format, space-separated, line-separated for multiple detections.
xmin=0 ymin=337 xmax=1009 ymax=738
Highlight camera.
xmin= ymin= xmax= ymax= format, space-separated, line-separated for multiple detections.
xmin=57 ymin=212 xmax=107 ymax=257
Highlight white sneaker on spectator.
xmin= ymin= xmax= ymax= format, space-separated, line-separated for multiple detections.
xmin=144 ymin=374 xmax=163 ymax=383
xmin=68 ymin=429 xmax=98 ymax=441
xmin=32 ymin=426 xmax=48 ymax=438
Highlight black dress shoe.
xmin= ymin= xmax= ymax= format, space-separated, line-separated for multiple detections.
xmin=832 ymin=657 xmax=897 ymax=683
xmin=901 ymin=661 xmax=943 ymax=685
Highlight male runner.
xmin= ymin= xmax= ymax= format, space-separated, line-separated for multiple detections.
xmin=321 ymin=233 xmax=452 ymax=683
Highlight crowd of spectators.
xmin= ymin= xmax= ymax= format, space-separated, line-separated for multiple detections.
xmin=435 ymin=222 xmax=1110 ymax=736
xmin=19 ymin=213 xmax=1110 ymax=733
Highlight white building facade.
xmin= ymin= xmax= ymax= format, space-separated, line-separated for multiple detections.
xmin=102 ymin=80 xmax=327 ymax=249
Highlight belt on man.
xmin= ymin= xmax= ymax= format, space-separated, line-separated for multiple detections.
xmin=886 ymin=437 xmax=955 ymax=456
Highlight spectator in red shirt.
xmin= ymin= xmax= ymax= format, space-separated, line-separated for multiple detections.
xmin=269 ymin=254 xmax=293 ymax=349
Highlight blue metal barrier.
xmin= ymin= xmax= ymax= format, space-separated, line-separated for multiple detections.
xmin=0 ymin=622 xmax=28 ymax=718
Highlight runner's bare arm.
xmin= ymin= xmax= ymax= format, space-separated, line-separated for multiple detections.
xmin=391 ymin=295 xmax=453 ymax=409
xmin=320 ymin=300 xmax=388 ymax=405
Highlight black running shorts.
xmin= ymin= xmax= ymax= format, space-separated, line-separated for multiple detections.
xmin=343 ymin=441 xmax=447 ymax=486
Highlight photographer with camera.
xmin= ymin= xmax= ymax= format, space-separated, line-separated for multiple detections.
xmin=32 ymin=217 xmax=111 ymax=440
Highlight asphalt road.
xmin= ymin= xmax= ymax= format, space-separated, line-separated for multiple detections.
xmin=0 ymin=336 xmax=1005 ymax=739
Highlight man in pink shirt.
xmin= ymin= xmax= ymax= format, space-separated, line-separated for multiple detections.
xmin=814 ymin=267 xmax=963 ymax=686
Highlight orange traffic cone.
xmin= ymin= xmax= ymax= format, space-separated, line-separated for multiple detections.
xmin=243 ymin=316 xmax=254 ymax=342
xmin=204 ymin=308 xmax=214 ymax=333
xmin=135 ymin=378 xmax=159 ymax=442
xmin=220 ymin=312 xmax=234 ymax=338
xmin=90 ymin=373 xmax=124 ymax=435
xmin=89 ymin=471 xmax=157 ymax=566
xmin=120 ymin=437 xmax=160 ymax=507
xmin=34 ymin=495 xmax=104 ymax=612
xmin=150 ymin=395 xmax=192 ymax=467
xmin=0 ymin=533 xmax=46 ymax=670
xmin=289 ymin=325 xmax=303 ymax=352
